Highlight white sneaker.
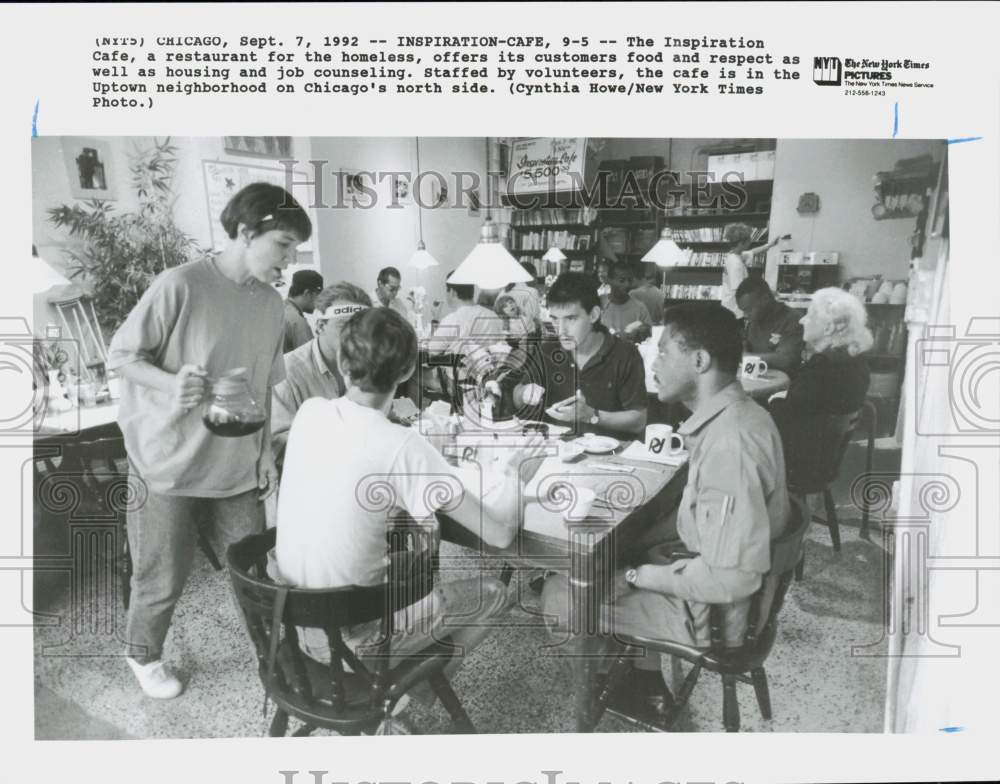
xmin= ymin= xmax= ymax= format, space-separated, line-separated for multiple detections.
xmin=125 ymin=656 xmax=184 ymax=699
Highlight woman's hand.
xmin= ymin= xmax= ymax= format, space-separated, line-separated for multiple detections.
xmin=174 ymin=364 xmax=208 ymax=413
xmin=257 ymin=449 xmax=279 ymax=500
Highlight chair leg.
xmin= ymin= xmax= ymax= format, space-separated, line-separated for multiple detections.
xmin=499 ymin=564 xmax=514 ymax=586
xmin=795 ymin=554 xmax=804 ymax=581
xmin=268 ymin=708 xmax=289 ymax=737
xmin=428 ymin=671 xmax=476 ymax=733
xmin=120 ymin=525 xmax=132 ymax=611
xmin=198 ymin=527 xmax=223 ymax=571
xmin=860 ymin=402 xmax=877 ymax=541
xmin=750 ymin=667 xmax=772 ymax=720
xmin=722 ymin=674 xmax=740 ymax=732
xmin=292 ymin=723 xmax=316 ymax=737
xmin=823 ymin=489 xmax=841 ymax=552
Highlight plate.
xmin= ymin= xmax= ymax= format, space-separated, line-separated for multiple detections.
xmin=574 ymin=435 xmax=620 ymax=454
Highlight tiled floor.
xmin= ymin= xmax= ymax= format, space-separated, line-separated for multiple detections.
xmin=34 ymin=442 xmax=895 ymax=739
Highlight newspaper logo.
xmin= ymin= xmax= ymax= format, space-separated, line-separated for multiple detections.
xmin=813 ymin=57 xmax=842 ymax=86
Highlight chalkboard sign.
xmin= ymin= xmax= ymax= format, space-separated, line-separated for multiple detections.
xmin=507 ymin=137 xmax=587 ymax=195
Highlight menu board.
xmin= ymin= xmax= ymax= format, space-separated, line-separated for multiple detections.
xmin=507 ymin=137 xmax=587 ymax=194
xmin=202 ymin=160 xmax=317 ymax=254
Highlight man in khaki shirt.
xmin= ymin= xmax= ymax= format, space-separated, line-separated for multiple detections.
xmin=542 ymin=302 xmax=789 ymax=721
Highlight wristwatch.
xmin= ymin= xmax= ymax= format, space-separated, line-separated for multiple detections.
xmin=589 ymin=409 xmax=600 ymax=426
xmin=624 ymin=568 xmax=639 ymax=588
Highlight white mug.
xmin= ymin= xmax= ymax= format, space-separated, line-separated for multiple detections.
xmin=742 ymin=356 xmax=768 ymax=379
xmin=645 ymin=424 xmax=684 ymax=456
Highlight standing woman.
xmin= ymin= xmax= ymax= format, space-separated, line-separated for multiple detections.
xmin=107 ymin=183 xmax=311 ymax=698
xmin=719 ymin=223 xmax=784 ymax=318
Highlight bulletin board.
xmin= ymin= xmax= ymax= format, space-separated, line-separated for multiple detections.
xmin=201 ymin=159 xmax=319 ymax=257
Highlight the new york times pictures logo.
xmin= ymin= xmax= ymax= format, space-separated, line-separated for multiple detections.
xmin=813 ymin=56 xmax=933 ymax=89
xmin=813 ymin=57 xmax=842 ymax=86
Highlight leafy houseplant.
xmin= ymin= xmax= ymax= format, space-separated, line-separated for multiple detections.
xmin=47 ymin=137 xmax=206 ymax=334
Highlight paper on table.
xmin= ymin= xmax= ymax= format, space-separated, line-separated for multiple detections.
xmin=619 ymin=441 xmax=689 ymax=466
xmin=523 ymin=456 xmax=645 ymax=509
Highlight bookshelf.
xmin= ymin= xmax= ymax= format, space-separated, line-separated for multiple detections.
xmin=658 ymin=176 xmax=775 ymax=302
xmin=509 ymin=207 xmax=598 ymax=276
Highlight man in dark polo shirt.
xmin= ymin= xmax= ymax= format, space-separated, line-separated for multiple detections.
xmin=512 ymin=272 xmax=647 ymax=439
xmin=735 ymin=277 xmax=804 ymax=374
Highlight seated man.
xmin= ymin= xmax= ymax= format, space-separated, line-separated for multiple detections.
xmin=275 ymin=307 xmax=544 ymax=673
xmin=270 ymin=282 xmax=372 ymax=462
xmin=427 ymin=273 xmax=503 ymax=357
xmin=601 ymin=260 xmax=653 ymax=335
xmin=541 ymin=302 xmax=790 ymax=720
xmin=283 ymin=269 xmax=324 ymax=353
xmin=735 ymin=277 xmax=804 ymax=374
xmin=513 ymin=271 xmax=647 ymax=439
xmin=629 ymin=265 xmax=665 ymax=326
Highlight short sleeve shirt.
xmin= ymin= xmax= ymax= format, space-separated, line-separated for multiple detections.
xmin=270 ymin=339 xmax=344 ymax=457
xmin=521 ymin=331 xmax=648 ymax=438
xmin=745 ymin=301 xmax=805 ymax=373
xmin=107 ymin=258 xmax=285 ymax=496
xmin=600 ymin=297 xmax=652 ymax=333
xmin=275 ymin=396 xmax=460 ymax=589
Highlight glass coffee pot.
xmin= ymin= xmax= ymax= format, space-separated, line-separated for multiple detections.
xmin=201 ymin=368 xmax=266 ymax=437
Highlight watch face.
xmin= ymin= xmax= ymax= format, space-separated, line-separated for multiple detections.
xmin=626 ymin=568 xmax=637 ymax=585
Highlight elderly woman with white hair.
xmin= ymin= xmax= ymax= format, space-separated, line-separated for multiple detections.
xmin=769 ymin=286 xmax=873 ymax=416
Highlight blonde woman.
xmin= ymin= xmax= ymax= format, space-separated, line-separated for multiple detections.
xmin=769 ymin=287 xmax=873 ymax=416
xmin=719 ymin=223 xmax=784 ymax=317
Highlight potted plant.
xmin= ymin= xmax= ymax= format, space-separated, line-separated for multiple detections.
xmin=47 ymin=137 xmax=206 ymax=334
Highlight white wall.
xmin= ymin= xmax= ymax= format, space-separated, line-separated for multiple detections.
xmin=307 ymin=136 xmax=487 ymax=315
xmin=769 ymin=138 xmax=946 ymax=281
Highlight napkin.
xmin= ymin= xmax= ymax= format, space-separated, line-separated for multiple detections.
xmin=619 ymin=441 xmax=689 ymax=466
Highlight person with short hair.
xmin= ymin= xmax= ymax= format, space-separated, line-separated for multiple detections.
xmin=108 ymin=182 xmax=311 ymax=699
xmin=596 ymin=258 xmax=612 ymax=298
xmin=513 ymin=271 xmax=647 ymax=439
xmin=601 ymin=260 xmax=653 ymax=334
xmin=629 ymin=265 xmax=665 ymax=326
xmin=427 ymin=273 xmax=502 ymax=356
xmin=541 ymin=302 xmax=790 ymax=723
xmin=283 ymin=269 xmax=323 ymax=353
xmin=768 ymin=287 xmax=872 ymax=417
xmin=372 ymin=265 xmax=414 ymax=324
xmin=735 ymin=277 xmax=805 ymax=374
xmin=271 ymin=282 xmax=372 ymax=461
xmin=719 ymin=223 xmax=783 ymax=318
xmin=504 ymin=261 xmax=542 ymax=334
xmin=275 ymin=307 xmax=544 ymax=676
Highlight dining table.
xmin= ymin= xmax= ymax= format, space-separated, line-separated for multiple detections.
xmin=434 ymin=423 xmax=688 ymax=732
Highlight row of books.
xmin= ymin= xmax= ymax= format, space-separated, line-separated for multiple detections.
xmin=664 ymin=285 xmax=722 ymax=300
xmin=511 ymin=207 xmax=599 ymax=227
xmin=513 ymin=230 xmax=592 ymax=251
xmin=683 ymin=252 xmax=727 ymax=268
xmin=669 ymin=224 xmax=768 ymax=243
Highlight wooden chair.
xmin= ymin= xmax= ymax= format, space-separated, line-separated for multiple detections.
xmin=227 ymin=526 xmax=481 ymax=736
xmin=33 ymin=431 xmax=223 ymax=610
xmin=598 ymin=498 xmax=807 ymax=732
xmin=774 ymin=408 xmax=864 ymax=578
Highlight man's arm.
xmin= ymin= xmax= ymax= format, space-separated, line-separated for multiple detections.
xmin=756 ymin=313 xmax=805 ymax=372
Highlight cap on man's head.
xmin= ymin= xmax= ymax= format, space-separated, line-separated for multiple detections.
xmin=289 ymin=269 xmax=324 ymax=296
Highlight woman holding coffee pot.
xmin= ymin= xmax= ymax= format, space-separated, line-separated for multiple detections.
xmin=107 ymin=183 xmax=311 ymax=700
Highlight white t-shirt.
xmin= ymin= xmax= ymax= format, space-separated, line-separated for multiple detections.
xmin=720 ymin=252 xmax=748 ymax=318
xmin=428 ymin=303 xmax=505 ymax=355
xmin=275 ymin=396 xmax=460 ymax=589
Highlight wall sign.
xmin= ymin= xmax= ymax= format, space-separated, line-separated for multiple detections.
xmin=507 ymin=137 xmax=587 ymax=194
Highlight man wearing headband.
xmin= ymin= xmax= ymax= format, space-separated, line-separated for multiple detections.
xmin=271 ymin=282 xmax=372 ymax=461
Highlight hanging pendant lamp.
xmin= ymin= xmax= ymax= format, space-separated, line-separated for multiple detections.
xmin=407 ymin=137 xmax=440 ymax=271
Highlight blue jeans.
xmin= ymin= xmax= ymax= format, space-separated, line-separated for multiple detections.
xmin=125 ymin=475 xmax=264 ymax=663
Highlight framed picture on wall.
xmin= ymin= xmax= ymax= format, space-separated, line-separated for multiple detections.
xmin=223 ymin=136 xmax=294 ymax=159
xmin=62 ymin=137 xmax=116 ymax=200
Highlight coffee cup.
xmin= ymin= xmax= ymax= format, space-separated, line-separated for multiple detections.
xmin=562 ymin=486 xmax=596 ymax=522
xmin=644 ymin=424 xmax=684 ymax=456
xmin=742 ymin=356 xmax=768 ymax=379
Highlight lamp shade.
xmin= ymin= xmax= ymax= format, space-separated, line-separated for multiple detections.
xmin=642 ymin=228 xmax=690 ymax=267
xmin=407 ymin=241 xmax=440 ymax=270
xmin=450 ymin=220 xmax=533 ymax=289
xmin=542 ymin=247 xmax=567 ymax=262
